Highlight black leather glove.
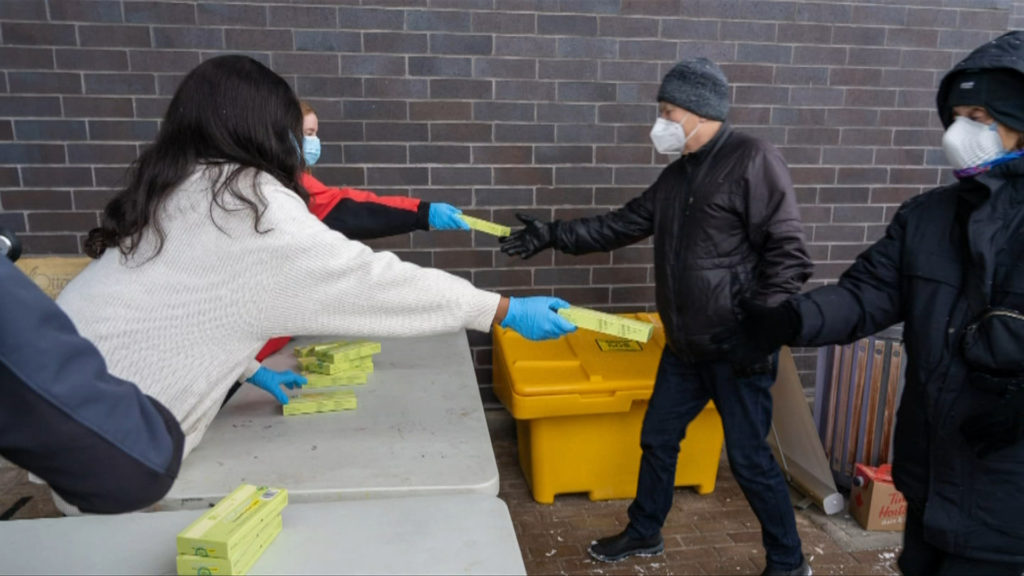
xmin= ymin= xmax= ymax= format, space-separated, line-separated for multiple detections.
xmin=499 ymin=213 xmax=556 ymax=260
xmin=711 ymin=299 xmax=801 ymax=366
xmin=961 ymin=374 xmax=1024 ymax=458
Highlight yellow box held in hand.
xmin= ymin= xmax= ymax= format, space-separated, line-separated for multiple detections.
xmin=459 ymin=215 xmax=511 ymax=237
xmin=176 ymin=484 xmax=288 ymax=559
xmin=283 ymin=390 xmax=357 ymax=416
xmin=314 ymin=341 xmax=381 ymax=363
xmin=298 ymin=355 xmax=373 ymax=373
xmin=176 ymin=515 xmax=283 ymax=576
xmin=303 ymin=371 xmax=368 ymax=388
xmin=557 ymin=306 xmax=654 ymax=343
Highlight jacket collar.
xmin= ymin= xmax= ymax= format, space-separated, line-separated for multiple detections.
xmin=682 ymin=122 xmax=732 ymax=165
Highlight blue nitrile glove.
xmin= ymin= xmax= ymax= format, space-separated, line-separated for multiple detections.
xmin=500 ymin=296 xmax=577 ymax=341
xmin=246 ymin=367 xmax=307 ymax=405
xmin=428 ymin=203 xmax=471 ymax=231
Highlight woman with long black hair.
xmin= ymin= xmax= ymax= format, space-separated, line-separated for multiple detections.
xmin=57 ymin=55 xmax=574 ymax=464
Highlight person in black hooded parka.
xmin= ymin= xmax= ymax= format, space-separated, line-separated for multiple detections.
xmin=720 ymin=31 xmax=1024 ymax=575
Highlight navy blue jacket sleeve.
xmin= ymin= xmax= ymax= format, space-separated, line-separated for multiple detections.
xmin=0 ymin=259 xmax=184 ymax=514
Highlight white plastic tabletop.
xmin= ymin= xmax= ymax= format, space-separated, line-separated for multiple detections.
xmin=0 ymin=495 xmax=526 ymax=575
xmin=160 ymin=331 xmax=499 ymax=509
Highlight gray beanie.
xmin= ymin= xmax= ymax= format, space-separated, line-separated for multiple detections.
xmin=657 ymin=57 xmax=730 ymax=121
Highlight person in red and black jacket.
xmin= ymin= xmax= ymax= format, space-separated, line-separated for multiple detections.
xmin=249 ymin=102 xmax=473 ymax=364
xmin=300 ymin=100 xmax=469 ymax=240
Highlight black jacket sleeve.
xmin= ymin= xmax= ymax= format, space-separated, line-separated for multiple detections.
xmin=551 ymin=184 xmax=657 ymax=254
xmin=792 ymin=200 xmax=908 ymax=346
xmin=0 ymin=259 xmax=184 ymax=514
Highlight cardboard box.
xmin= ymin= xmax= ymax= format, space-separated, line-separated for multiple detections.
xmin=849 ymin=463 xmax=906 ymax=531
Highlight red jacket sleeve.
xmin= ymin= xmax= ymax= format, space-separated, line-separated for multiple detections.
xmin=303 ymin=173 xmax=430 ymax=239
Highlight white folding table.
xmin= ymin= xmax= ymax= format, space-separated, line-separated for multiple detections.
xmin=0 ymin=495 xmax=526 ymax=575
xmin=160 ymin=331 xmax=499 ymax=509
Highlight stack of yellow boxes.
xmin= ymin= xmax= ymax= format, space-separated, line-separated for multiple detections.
xmin=176 ymin=484 xmax=288 ymax=575
xmin=284 ymin=340 xmax=382 ymax=416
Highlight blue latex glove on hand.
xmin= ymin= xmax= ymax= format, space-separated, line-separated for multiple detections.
xmin=500 ymin=296 xmax=577 ymax=341
xmin=428 ymin=203 xmax=471 ymax=231
xmin=246 ymin=367 xmax=307 ymax=405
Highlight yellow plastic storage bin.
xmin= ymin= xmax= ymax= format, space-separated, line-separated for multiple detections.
xmin=493 ymin=312 xmax=724 ymax=504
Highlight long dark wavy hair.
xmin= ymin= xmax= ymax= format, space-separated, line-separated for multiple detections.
xmin=84 ymin=55 xmax=309 ymax=259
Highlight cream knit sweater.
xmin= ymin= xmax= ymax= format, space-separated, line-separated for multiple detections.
xmin=57 ymin=165 xmax=501 ymax=458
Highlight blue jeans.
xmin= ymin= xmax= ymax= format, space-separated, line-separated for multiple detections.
xmin=625 ymin=347 xmax=804 ymax=570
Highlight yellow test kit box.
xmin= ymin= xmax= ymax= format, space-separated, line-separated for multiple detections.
xmin=175 ymin=515 xmax=283 ymax=575
xmin=176 ymin=484 xmax=288 ymax=559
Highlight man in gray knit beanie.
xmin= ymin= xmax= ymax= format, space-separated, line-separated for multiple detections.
xmin=500 ymin=56 xmax=812 ymax=575
xmin=657 ymin=57 xmax=730 ymax=121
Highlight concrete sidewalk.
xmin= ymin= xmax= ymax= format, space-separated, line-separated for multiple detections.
xmin=486 ymin=409 xmax=902 ymax=576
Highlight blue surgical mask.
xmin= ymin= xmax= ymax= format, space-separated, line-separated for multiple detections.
xmin=302 ymin=135 xmax=321 ymax=167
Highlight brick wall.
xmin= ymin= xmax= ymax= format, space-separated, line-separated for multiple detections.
xmin=2 ymin=0 xmax=1022 ymax=401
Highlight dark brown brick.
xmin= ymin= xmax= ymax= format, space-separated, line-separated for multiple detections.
xmin=536 ymin=103 xmax=593 ymax=123
xmin=9 ymin=71 xmax=82 ymax=94
xmin=93 ymin=166 xmax=129 ymax=187
xmin=795 ymin=2 xmax=852 ymax=24
xmin=556 ymin=81 xmax=615 ymax=102
xmin=79 ymin=24 xmax=151 ymax=48
xmin=2 ymin=22 xmax=77 ymax=46
xmin=789 ymin=166 xmax=836 ymax=186
xmin=128 ymin=50 xmax=200 ymax=73
xmin=152 ymin=26 xmax=223 ymax=49
xmin=429 ymin=122 xmax=491 ymax=142
xmin=198 ymin=3 xmax=266 ymax=27
xmin=21 ymin=166 xmax=92 ymax=187
xmin=893 ymin=129 xmax=940 ymax=148
xmin=874 ymin=148 xmax=925 ymax=167
xmin=408 ymin=10 xmax=471 ymax=32
xmin=0 ymin=212 xmax=26 ymax=233
xmin=613 ymin=166 xmax=660 ymax=186
xmin=472 ymin=146 xmax=532 ymax=165
xmin=434 ymin=249 xmax=493 ymax=269
xmin=365 ymin=78 xmax=429 ymax=99
xmin=364 ymin=31 xmax=428 ymax=53
xmin=890 ymin=167 xmax=940 ymax=186
xmin=821 ymin=147 xmax=873 ymax=166
xmin=0 ymin=122 xmax=12 ymax=141
xmin=535 ymin=145 xmax=592 ymax=164
xmin=409 ymin=56 xmax=472 ymax=77
xmin=337 ymin=6 xmax=403 ymax=29
xmin=840 ymin=128 xmax=893 ymax=147
xmin=0 ymin=96 xmax=62 ymax=117
xmin=618 ymin=39 xmax=675 ymax=61
xmin=0 ymin=0 xmax=47 ymax=20
xmin=777 ymin=146 xmax=821 ymax=165
xmin=622 ymin=0 xmax=678 ymax=17
xmin=852 ymin=4 xmax=907 ymax=26
xmin=0 ymin=47 xmax=55 ymax=70
xmin=431 ymin=167 xmax=491 ymax=186
xmin=344 ymin=144 xmax=407 ymax=164
xmin=14 ymin=120 xmax=86 ymax=141
xmin=28 ymin=211 xmax=97 ymax=233
xmin=1 ymin=189 xmax=72 ymax=210
xmin=777 ymin=23 xmax=831 ymax=45
xmin=341 ymin=54 xmax=403 ymax=77
xmin=21 ymin=234 xmax=81 ymax=255
xmin=557 ymin=37 xmax=617 ymax=59
xmin=474 ymin=268 xmax=532 ymax=289
xmin=430 ymin=79 xmax=493 ymax=99
xmin=315 ymin=166 xmax=366 ymax=187
xmin=599 ymin=60 xmax=658 ymax=82
xmin=73 ymin=188 xmax=118 ymax=210
xmin=819 ymin=186 xmax=870 ymax=204
xmin=365 ymin=122 xmax=428 ymax=142
xmin=69 ymin=142 xmax=138 ymax=164
xmin=473 ymin=187 xmax=533 ymax=206
xmin=599 ymin=16 xmax=658 ymax=39
xmin=84 ymin=73 xmax=155 ymax=96
xmin=555 ymin=124 xmax=614 ymax=144
xmin=88 ymin=120 xmax=159 ymax=141
xmin=473 ymin=102 xmax=534 ymax=122
xmin=553 ymin=286 xmax=610 ymax=304
xmin=494 ymin=36 xmax=556 ymax=58
xmin=555 ymin=166 xmax=612 ymax=186
xmin=134 ymin=97 xmax=172 ymax=119
xmin=430 ymin=33 xmax=493 ymax=55
xmin=871 ymin=186 xmax=921 ymax=205
xmin=225 ymin=28 xmax=292 ymax=51
xmin=269 ymin=5 xmax=336 ymax=28
xmin=494 ymin=166 xmax=552 ymax=186
xmin=472 ymin=11 xmax=535 ymax=35
xmin=616 ymin=124 xmax=654 ymax=144
xmin=366 ymin=167 xmax=427 ymax=187
xmin=474 ymin=58 xmax=537 ymax=79
xmin=833 ymin=205 xmax=885 ymax=224
xmin=0 ymin=143 xmax=66 ymax=164
xmin=833 ymin=25 xmax=886 ymax=47
xmin=792 ymin=45 xmax=846 ymax=66
xmin=301 ymin=77 xmax=363 ymax=99
xmin=535 ymin=266 xmax=590 ymax=286
xmin=124 ymin=1 xmax=195 ymax=24
xmin=538 ymin=14 xmax=597 ymax=36
xmin=295 ymin=31 xmax=361 ymax=53
xmin=596 ymin=145 xmax=650 ymax=165
xmin=410 ymin=101 xmax=473 ymax=121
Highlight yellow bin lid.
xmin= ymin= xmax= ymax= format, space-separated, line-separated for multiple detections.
xmin=494 ymin=312 xmax=666 ymax=399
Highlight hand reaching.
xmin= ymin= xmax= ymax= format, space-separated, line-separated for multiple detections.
xmin=499 ymin=213 xmax=555 ymax=259
xmin=428 ymin=203 xmax=471 ymax=231
xmin=246 ymin=366 xmax=307 ymax=404
xmin=711 ymin=299 xmax=800 ymax=366
xmin=500 ymin=296 xmax=577 ymax=340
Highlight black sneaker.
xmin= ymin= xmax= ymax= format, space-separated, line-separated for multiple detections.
xmin=761 ymin=556 xmax=812 ymax=576
xmin=587 ymin=529 xmax=664 ymax=563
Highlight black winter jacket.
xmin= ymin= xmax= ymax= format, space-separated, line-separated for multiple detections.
xmin=791 ymin=31 xmax=1024 ymax=562
xmin=550 ymin=124 xmax=812 ymax=360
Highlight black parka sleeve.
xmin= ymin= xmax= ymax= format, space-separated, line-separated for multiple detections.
xmin=792 ymin=200 xmax=908 ymax=346
xmin=551 ymin=181 xmax=657 ymax=254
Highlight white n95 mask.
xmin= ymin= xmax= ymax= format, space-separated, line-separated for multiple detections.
xmin=942 ymin=116 xmax=1006 ymax=171
xmin=649 ymin=117 xmax=689 ymax=155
